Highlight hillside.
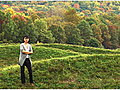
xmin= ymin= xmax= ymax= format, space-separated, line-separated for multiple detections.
xmin=1 ymin=1 xmax=120 ymax=15
xmin=0 ymin=43 xmax=120 ymax=89
xmin=1 ymin=1 xmax=120 ymax=49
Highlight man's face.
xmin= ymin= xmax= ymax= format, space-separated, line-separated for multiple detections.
xmin=24 ymin=37 xmax=29 ymax=43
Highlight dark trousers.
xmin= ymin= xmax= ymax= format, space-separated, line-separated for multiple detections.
xmin=20 ymin=58 xmax=33 ymax=84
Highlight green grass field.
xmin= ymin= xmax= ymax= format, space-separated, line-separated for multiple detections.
xmin=0 ymin=43 xmax=120 ymax=89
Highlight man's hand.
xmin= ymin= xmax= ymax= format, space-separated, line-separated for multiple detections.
xmin=22 ymin=50 xmax=33 ymax=54
xmin=28 ymin=52 xmax=33 ymax=55
xmin=22 ymin=50 xmax=29 ymax=54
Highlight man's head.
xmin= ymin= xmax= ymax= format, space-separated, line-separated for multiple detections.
xmin=24 ymin=35 xmax=29 ymax=43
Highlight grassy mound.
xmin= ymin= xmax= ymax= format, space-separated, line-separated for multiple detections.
xmin=37 ymin=43 xmax=120 ymax=54
xmin=0 ymin=45 xmax=77 ymax=68
xmin=0 ymin=43 xmax=120 ymax=89
xmin=0 ymin=54 xmax=120 ymax=89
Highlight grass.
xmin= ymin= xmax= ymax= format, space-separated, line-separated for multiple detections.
xmin=37 ymin=43 xmax=120 ymax=54
xmin=0 ymin=43 xmax=120 ymax=89
xmin=0 ymin=45 xmax=77 ymax=68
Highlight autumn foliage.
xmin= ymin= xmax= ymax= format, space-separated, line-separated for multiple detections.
xmin=0 ymin=1 xmax=120 ymax=49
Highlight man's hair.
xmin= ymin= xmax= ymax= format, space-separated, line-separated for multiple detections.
xmin=24 ymin=35 xmax=29 ymax=39
xmin=23 ymin=35 xmax=30 ymax=43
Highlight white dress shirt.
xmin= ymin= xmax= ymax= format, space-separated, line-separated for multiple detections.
xmin=24 ymin=43 xmax=29 ymax=58
xmin=19 ymin=43 xmax=33 ymax=66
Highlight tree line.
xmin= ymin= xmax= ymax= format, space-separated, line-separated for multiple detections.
xmin=0 ymin=6 xmax=120 ymax=49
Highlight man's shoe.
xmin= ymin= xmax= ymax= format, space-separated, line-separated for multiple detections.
xmin=30 ymin=83 xmax=34 ymax=86
xmin=22 ymin=83 xmax=26 ymax=86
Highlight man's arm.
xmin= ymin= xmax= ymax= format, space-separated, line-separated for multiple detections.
xmin=28 ymin=52 xmax=33 ymax=55
xmin=22 ymin=48 xmax=33 ymax=54
xmin=28 ymin=45 xmax=33 ymax=55
xmin=21 ymin=44 xmax=33 ymax=55
xmin=22 ymin=50 xmax=30 ymax=54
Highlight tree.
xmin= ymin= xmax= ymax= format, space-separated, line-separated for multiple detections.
xmin=4 ymin=8 xmax=15 ymax=15
xmin=24 ymin=18 xmax=37 ymax=43
xmin=64 ymin=22 xmax=84 ymax=45
xmin=114 ymin=23 xmax=120 ymax=46
xmin=91 ymin=24 xmax=103 ymax=47
xmin=77 ymin=20 xmax=93 ymax=46
xmin=98 ymin=23 xmax=111 ymax=49
xmin=27 ymin=7 xmax=34 ymax=16
xmin=64 ymin=7 xmax=81 ymax=25
xmin=108 ymin=25 xmax=119 ymax=49
xmin=43 ymin=15 xmax=63 ymax=26
xmin=91 ymin=14 xmax=101 ymax=24
xmin=73 ymin=3 xmax=80 ymax=9
xmin=36 ymin=11 xmax=46 ymax=18
xmin=12 ymin=14 xmax=37 ymax=43
xmin=103 ymin=12 xmax=117 ymax=24
xmin=89 ymin=37 xmax=99 ymax=47
xmin=85 ymin=17 xmax=98 ymax=26
xmin=34 ymin=19 xmax=55 ymax=43
xmin=43 ymin=5 xmax=67 ymax=27
xmin=99 ymin=16 xmax=109 ymax=25
xmin=48 ymin=24 xmax=67 ymax=43
xmin=84 ymin=10 xmax=91 ymax=16
xmin=2 ymin=12 xmax=18 ymax=43
xmin=0 ymin=10 xmax=6 ymax=41
xmin=30 ymin=13 xmax=40 ymax=23
xmin=12 ymin=14 xmax=27 ymax=43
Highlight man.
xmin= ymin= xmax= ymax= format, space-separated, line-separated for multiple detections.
xmin=19 ymin=35 xmax=34 ymax=86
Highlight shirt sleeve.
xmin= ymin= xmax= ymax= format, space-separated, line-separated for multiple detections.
xmin=20 ymin=44 xmax=23 ymax=52
xmin=30 ymin=45 xmax=33 ymax=52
